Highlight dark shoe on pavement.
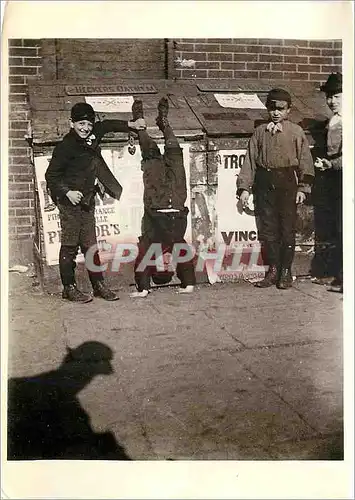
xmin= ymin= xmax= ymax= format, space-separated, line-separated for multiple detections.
xmin=62 ymin=284 xmax=93 ymax=303
xmin=255 ymin=265 xmax=278 ymax=288
xmin=132 ymin=99 xmax=144 ymax=120
xmin=328 ymin=278 xmax=343 ymax=293
xmin=156 ymin=96 xmax=169 ymax=130
xmin=93 ymin=281 xmax=120 ymax=301
xmin=311 ymin=276 xmax=335 ymax=286
xmin=277 ymin=268 xmax=293 ymax=289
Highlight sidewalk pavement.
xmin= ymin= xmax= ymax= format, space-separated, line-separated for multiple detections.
xmin=7 ymin=271 xmax=343 ymax=460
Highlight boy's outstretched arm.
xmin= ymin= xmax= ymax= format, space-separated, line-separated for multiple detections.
xmin=94 ymin=119 xmax=146 ymax=142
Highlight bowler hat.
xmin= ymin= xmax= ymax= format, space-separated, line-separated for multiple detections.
xmin=71 ymin=102 xmax=96 ymax=124
xmin=320 ymin=72 xmax=342 ymax=94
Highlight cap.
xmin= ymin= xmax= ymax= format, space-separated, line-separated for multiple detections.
xmin=71 ymin=102 xmax=96 ymax=124
xmin=266 ymin=88 xmax=292 ymax=107
xmin=320 ymin=72 xmax=342 ymax=94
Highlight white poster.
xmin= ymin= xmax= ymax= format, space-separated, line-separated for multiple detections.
xmin=34 ymin=143 xmax=192 ymax=266
xmin=214 ymin=149 xmax=265 ymax=281
xmin=214 ymin=93 xmax=266 ymax=109
xmin=85 ymin=95 xmax=134 ymax=113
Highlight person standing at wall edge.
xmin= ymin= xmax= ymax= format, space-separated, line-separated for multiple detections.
xmin=45 ymin=102 xmax=146 ymax=303
xmin=237 ymin=88 xmax=315 ymax=289
xmin=312 ymin=72 xmax=343 ymax=293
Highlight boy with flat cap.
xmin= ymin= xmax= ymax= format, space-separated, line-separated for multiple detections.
xmin=45 ymin=102 xmax=145 ymax=303
xmin=237 ymin=88 xmax=315 ymax=289
xmin=312 ymin=72 xmax=343 ymax=293
xmin=129 ymin=97 xmax=196 ymax=298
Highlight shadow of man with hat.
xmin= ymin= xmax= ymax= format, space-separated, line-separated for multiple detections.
xmin=8 ymin=341 xmax=131 ymax=460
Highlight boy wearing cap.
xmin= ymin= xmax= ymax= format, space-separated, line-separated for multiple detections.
xmin=237 ymin=88 xmax=314 ymax=289
xmin=45 ymin=102 xmax=145 ymax=303
xmin=129 ymin=97 xmax=196 ymax=298
xmin=312 ymin=72 xmax=343 ymax=293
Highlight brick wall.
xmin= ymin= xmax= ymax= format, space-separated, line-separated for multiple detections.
xmin=173 ymin=38 xmax=342 ymax=83
xmin=8 ymin=39 xmax=42 ymax=248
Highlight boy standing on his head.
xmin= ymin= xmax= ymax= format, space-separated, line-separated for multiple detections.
xmin=45 ymin=102 xmax=145 ymax=303
xmin=129 ymin=97 xmax=196 ymax=298
xmin=237 ymin=88 xmax=315 ymax=289
xmin=312 ymin=72 xmax=343 ymax=293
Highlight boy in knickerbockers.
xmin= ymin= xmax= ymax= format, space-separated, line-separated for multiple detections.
xmin=312 ymin=72 xmax=343 ymax=293
xmin=129 ymin=97 xmax=196 ymax=298
xmin=237 ymin=88 xmax=315 ymax=289
xmin=45 ymin=102 xmax=145 ymax=303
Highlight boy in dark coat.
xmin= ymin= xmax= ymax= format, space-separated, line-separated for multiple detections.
xmin=312 ymin=72 xmax=343 ymax=293
xmin=237 ymin=88 xmax=315 ymax=289
xmin=45 ymin=102 xmax=145 ymax=303
xmin=130 ymin=97 xmax=196 ymax=298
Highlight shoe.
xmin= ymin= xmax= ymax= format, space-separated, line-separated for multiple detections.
xmin=156 ymin=96 xmax=169 ymax=130
xmin=328 ymin=278 xmax=343 ymax=293
xmin=132 ymin=99 xmax=144 ymax=120
xmin=255 ymin=265 xmax=278 ymax=288
xmin=62 ymin=284 xmax=93 ymax=303
xmin=93 ymin=281 xmax=119 ymax=301
xmin=277 ymin=268 xmax=293 ymax=289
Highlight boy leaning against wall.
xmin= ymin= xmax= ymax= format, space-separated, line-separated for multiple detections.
xmin=237 ymin=88 xmax=315 ymax=290
xmin=45 ymin=102 xmax=145 ymax=303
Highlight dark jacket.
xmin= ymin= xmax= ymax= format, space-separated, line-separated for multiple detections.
xmin=45 ymin=120 xmax=130 ymax=205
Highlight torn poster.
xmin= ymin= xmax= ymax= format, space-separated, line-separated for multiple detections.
xmin=214 ymin=93 xmax=266 ymax=109
xmin=85 ymin=95 xmax=134 ymax=113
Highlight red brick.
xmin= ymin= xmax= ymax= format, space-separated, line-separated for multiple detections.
xmin=208 ymin=70 xmax=233 ymax=79
xmin=9 ymin=112 xmax=28 ymax=122
xmin=9 ymin=199 xmax=31 ymax=208
xmin=9 ymin=130 xmax=29 ymax=139
xmin=9 ymin=94 xmax=27 ymax=104
xmin=246 ymin=45 xmax=263 ymax=53
xmin=9 ymin=57 xmax=23 ymax=66
xmin=247 ymin=62 xmax=271 ymax=70
xmin=233 ymin=70 xmax=257 ymax=78
xmin=15 ymin=208 xmax=32 ymax=216
xmin=8 ymin=164 xmax=31 ymax=174
xmin=284 ymin=40 xmax=309 ymax=47
xmin=284 ymin=72 xmax=309 ymax=80
xmin=10 ymin=139 xmax=31 ymax=148
xmin=208 ymin=52 xmax=233 ymax=61
xmin=284 ymin=55 xmax=308 ymax=64
xmin=309 ymin=73 xmax=329 ymax=81
xmin=16 ymin=225 xmax=34 ymax=234
xmin=10 ymin=216 xmax=32 ymax=225
xmin=181 ymin=51 xmax=207 ymax=61
xmin=333 ymin=41 xmax=342 ymax=49
xmin=259 ymin=54 xmax=283 ymax=62
xmin=221 ymin=44 xmax=246 ymax=52
xmin=231 ymin=38 xmax=255 ymax=44
xmin=13 ymin=174 xmax=33 ymax=182
xmin=322 ymin=65 xmax=342 ymax=73
xmin=271 ymin=63 xmax=296 ymax=71
xmin=9 ymin=147 xmax=30 ymax=156
xmin=9 ymin=182 xmax=31 ymax=191
xmin=9 ymin=191 xmax=33 ymax=200
xmin=195 ymin=61 xmax=220 ymax=70
xmin=208 ymin=39 xmax=234 ymax=44
xmin=10 ymin=66 xmax=38 ymax=76
xmin=9 ymin=209 xmax=16 ymax=216
xmin=309 ymin=57 xmax=332 ymax=65
xmin=23 ymin=57 xmax=41 ymax=65
xmin=298 ymin=64 xmax=321 ymax=72
xmin=180 ymin=69 xmax=207 ymax=78
xmin=258 ymin=39 xmax=283 ymax=45
xmin=23 ymin=39 xmax=41 ymax=47
xmin=176 ymin=42 xmax=194 ymax=51
xmin=9 ymin=47 xmax=38 ymax=57
xmin=322 ymin=49 xmax=342 ymax=57
xmin=194 ymin=43 xmax=221 ymax=52
xmin=233 ymin=53 xmax=257 ymax=62
xmin=9 ymin=121 xmax=29 ymax=130
xmin=309 ymin=40 xmax=333 ymax=48
xmin=9 ymin=39 xmax=23 ymax=47
xmin=297 ymin=47 xmax=321 ymax=56
xmin=9 ymin=103 xmax=29 ymax=113
xmin=221 ymin=62 xmax=246 ymax=70
xmin=10 ymin=157 xmax=30 ymax=166
xmin=333 ymin=57 xmax=342 ymax=65
xmin=259 ymin=71 xmax=283 ymax=79
xmin=9 ymin=76 xmax=26 ymax=84
xmin=10 ymin=84 xmax=27 ymax=94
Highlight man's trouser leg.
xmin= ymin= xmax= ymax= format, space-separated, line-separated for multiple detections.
xmin=78 ymin=207 xmax=104 ymax=286
xmin=134 ymin=235 xmax=153 ymax=292
xmin=58 ymin=204 xmax=82 ymax=286
xmin=163 ymin=125 xmax=187 ymax=210
xmin=276 ymin=170 xmax=297 ymax=270
xmin=169 ymin=209 xmax=196 ymax=287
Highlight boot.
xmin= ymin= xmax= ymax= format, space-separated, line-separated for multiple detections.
xmin=277 ymin=268 xmax=293 ymax=289
xmin=62 ymin=284 xmax=92 ymax=303
xmin=132 ymin=99 xmax=144 ymax=120
xmin=255 ymin=265 xmax=278 ymax=288
xmin=328 ymin=277 xmax=343 ymax=293
xmin=156 ymin=96 xmax=169 ymax=131
xmin=92 ymin=281 xmax=119 ymax=301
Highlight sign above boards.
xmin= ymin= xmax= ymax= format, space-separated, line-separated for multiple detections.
xmin=65 ymin=84 xmax=158 ymax=95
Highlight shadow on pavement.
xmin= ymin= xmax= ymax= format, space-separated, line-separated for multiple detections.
xmin=7 ymin=341 xmax=131 ymax=460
